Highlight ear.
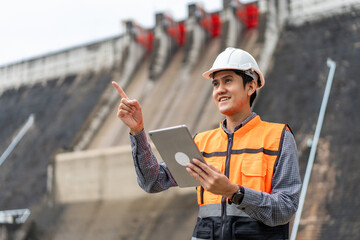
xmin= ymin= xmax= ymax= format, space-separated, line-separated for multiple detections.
xmin=247 ymin=80 xmax=257 ymax=96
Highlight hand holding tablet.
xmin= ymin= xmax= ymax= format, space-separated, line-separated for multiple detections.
xmin=149 ymin=125 xmax=206 ymax=188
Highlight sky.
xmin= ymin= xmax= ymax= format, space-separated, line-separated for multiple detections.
xmin=0 ymin=0 xmax=222 ymax=66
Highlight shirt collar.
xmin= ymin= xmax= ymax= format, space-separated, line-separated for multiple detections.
xmin=222 ymin=112 xmax=257 ymax=134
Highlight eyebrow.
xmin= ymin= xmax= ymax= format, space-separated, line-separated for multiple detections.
xmin=213 ymin=74 xmax=233 ymax=81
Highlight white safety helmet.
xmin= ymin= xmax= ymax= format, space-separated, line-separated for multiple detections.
xmin=202 ymin=47 xmax=265 ymax=89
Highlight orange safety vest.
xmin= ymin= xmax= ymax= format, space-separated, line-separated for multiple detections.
xmin=192 ymin=115 xmax=291 ymax=239
xmin=194 ymin=115 xmax=288 ymax=206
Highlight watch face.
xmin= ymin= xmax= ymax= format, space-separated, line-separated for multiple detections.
xmin=232 ymin=191 xmax=244 ymax=204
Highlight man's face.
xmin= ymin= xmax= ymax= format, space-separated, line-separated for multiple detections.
xmin=212 ymin=70 xmax=252 ymax=117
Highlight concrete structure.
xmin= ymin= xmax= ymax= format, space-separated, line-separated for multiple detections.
xmin=0 ymin=36 xmax=122 ymax=94
xmin=288 ymin=0 xmax=360 ymax=25
xmin=54 ymin=145 xmax=165 ymax=203
xmin=1 ymin=0 xmax=360 ymax=239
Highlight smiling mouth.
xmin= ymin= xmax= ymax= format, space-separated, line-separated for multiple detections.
xmin=218 ymin=97 xmax=230 ymax=102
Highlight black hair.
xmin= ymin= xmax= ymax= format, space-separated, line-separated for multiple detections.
xmin=212 ymin=70 xmax=257 ymax=107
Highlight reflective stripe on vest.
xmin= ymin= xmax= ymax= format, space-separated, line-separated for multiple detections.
xmin=198 ymin=203 xmax=250 ymax=218
xmin=194 ymin=116 xmax=287 ymax=206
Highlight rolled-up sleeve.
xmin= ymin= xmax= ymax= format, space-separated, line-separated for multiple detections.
xmin=130 ymin=129 xmax=178 ymax=193
xmin=238 ymin=129 xmax=302 ymax=226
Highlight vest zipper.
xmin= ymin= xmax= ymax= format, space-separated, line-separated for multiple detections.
xmin=221 ymin=133 xmax=233 ymax=239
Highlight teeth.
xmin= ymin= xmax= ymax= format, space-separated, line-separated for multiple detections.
xmin=219 ymin=97 xmax=229 ymax=102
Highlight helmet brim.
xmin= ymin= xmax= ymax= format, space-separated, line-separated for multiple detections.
xmin=202 ymin=67 xmax=265 ymax=89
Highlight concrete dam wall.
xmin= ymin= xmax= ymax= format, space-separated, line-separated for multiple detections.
xmin=0 ymin=0 xmax=359 ymax=239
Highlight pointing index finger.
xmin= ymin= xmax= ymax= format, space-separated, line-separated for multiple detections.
xmin=112 ymin=81 xmax=128 ymax=99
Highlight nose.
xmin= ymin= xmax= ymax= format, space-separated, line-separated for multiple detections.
xmin=213 ymin=83 xmax=226 ymax=102
xmin=215 ymin=82 xmax=226 ymax=95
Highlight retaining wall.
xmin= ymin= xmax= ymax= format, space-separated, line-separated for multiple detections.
xmin=54 ymin=144 xmax=160 ymax=203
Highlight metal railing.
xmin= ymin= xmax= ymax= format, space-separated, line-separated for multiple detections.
xmin=290 ymin=58 xmax=336 ymax=240
xmin=0 ymin=114 xmax=35 ymax=166
xmin=0 ymin=208 xmax=31 ymax=224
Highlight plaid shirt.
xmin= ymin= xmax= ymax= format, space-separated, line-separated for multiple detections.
xmin=129 ymin=113 xmax=301 ymax=226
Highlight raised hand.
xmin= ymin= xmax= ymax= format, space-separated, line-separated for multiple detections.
xmin=112 ymin=81 xmax=144 ymax=135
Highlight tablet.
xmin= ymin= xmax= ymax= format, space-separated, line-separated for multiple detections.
xmin=148 ymin=125 xmax=205 ymax=188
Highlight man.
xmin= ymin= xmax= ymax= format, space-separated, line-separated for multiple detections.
xmin=112 ymin=47 xmax=301 ymax=239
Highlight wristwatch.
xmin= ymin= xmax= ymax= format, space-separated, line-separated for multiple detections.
xmin=230 ymin=185 xmax=245 ymax=205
